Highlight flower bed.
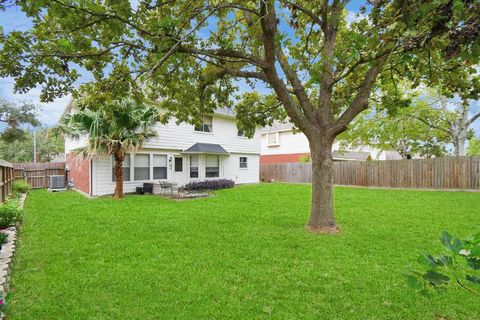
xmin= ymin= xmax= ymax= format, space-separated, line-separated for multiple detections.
xmin=0 ymin=192 xmax=26 ymax=317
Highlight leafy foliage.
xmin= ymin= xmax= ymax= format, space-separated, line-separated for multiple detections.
xmin=0 ymin=197 xmax=23 ymax=229
xmin=56 ymin=99 xmax=160 ymax=198
xmin=0 ymin=128 xmax=64 ymax=163
xmin=467 ymin=137 xmax=480 ymax=156
xmin=340 ymin=103 xmax=448 ymax=159
xmin=298 ymin=154 xmax=311 ymax=163
xmin=13 ymin=180 xmax=31 ymax=194
xmin=0 ymin=232 xmax=8 ymax=246
xmin=185 ymin=179 xmax=235 ymax=191
xmin=407 ymin=231 xmax=480 ymax=297
xmin=1 ymin=0 xmax=479 ymax=227
xmin=0 ymin=99 xmax=39 ymax=143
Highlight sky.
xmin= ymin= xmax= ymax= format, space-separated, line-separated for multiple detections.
xmin=0 ymin=1 xmax=478 ymax=134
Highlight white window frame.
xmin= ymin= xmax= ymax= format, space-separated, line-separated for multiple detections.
xmin=205 ymin=155 xmax=220 ymax=178
xmin=194 ymin=115 xmax=213 ymax=133
xmin=190 ymin=155 xmax=199 ymax=178
xmin=152 ymin=154 xmax=168 ymax=180
xmin=267 ymin=132 xmax=280 ymax=147
xmin=239 ymin=157 xmax=248 ymax=169
xmin=112 ymin=153 xmax=131 ymax=182
xmin=134 ymin=153 xmax=151 ymax=181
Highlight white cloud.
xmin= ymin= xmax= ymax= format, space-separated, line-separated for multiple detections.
xmin=345 ymin=11 xmax=367 ymax=26
xmin=0 ymin=77 xmax=71 ymax=127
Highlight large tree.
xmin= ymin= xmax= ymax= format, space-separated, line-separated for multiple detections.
xmin=407 ymin=93 xmax=480 ymax=156
xmin=1 ymin=1 xmax=479 ymax=231
xmin=0 ymin=98 xmax=39 ymax=142
xmin=57 ymin=99 xmax=159 ymax=199
xmin=0 ymin=128 xmax=64 ymax=162
xmin=340 ymin=104 xmax=448 ymax=159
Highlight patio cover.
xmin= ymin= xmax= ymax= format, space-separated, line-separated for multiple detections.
xmin=182 ymin=143 xmax=230 ymax=155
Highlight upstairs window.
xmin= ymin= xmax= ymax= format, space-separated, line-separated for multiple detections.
xmin=190 ymin=155 xmax=199 ymax=178
xmin=112 ymin=154 xmax=130 ymax=182
xmin=267 ymin=132 xmax=279 ymax=146
xmin=237 ymin=128 xmax=245 ymax=137
xmin=153 ymin=155 xmax=167 ymax=179
xmin=239 ymin=157 xmax=248 ymax=168
xmin=134 ymin=154 xmax=150 ymax=181
xmin=194 ymin=115 xmax=213 ymax=133
xmin=205 ymin=155 xmax=220 ymax=178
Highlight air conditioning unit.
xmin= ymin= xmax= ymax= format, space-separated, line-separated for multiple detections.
xmin=48 ymin=175 xmax=66 ymax=192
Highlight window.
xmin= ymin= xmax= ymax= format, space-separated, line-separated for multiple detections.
xmin=190 ymin=155 xmax=199 ymax=178
xmin=194 ymin=115 xmax=213 ymax=132
xmin=134 ymin=154 xmax=150 ymax=181
xmin=175 ymin=157 xmax=183 ymax=172
xmin=237 ymin=128 xmax=245 ymax=137
xmin=112 ymin=154 xmax=130 ymax=182
xmin=153 ymin=155 xmax=167 ymax=179
xmin=267 ymin=132 xmax=279 ymax=146
xmin=239 ymin=157 xmax=248 ymax=168
xmin=205 ymin=155 xmax=220 ymax=178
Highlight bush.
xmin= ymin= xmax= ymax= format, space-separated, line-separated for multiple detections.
xmin=185 ymin=179 xmax=235 ymax=191
xmin=13 ymin=180 xmax=31 ymax=193
xmin=298 ymin=154 xmax=311 ymax=163
xmin=0 ymin=199 xmax=23 ymax=229
xmin=0 ymin=232 xmax=8 ymax=246
xmin=407 ymin=231 xmax=480 ymax=297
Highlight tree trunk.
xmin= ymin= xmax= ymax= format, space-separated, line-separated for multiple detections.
xmin=307 ymin=139 xmax=337 ymax=231
xmin=112 ymin=150 xmax=125 ymax=199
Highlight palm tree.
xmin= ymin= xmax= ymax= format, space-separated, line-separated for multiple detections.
xmin=58 ymin=99 xmax=160 ymax=199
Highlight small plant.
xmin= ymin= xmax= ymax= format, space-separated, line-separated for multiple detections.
xmin=0 ymin=199 xmax=23 ymax=229
xmin=0 ymin=232 xmax=8 ymax=248
xmin=13 ymin=180 xmax=31 ymax=193
xmin=298 ymin=154 xmax=311 ymax=163
xmin=185 ymin=179 xmax=235 ymax=191
xmin=407 ymin=231 xmax=480 ymax=297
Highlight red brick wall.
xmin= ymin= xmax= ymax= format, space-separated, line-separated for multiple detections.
xmin=66 ymin=153 xmax=90 ymax=195
xmin=260 ymin=153 xmax=310 ymax=164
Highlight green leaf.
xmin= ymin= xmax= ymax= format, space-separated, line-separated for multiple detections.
xmin=422 ymin=270 xmax=450 ymax=286
xmin=405 ymin=274 xmax=423 ymax=290
xmin=466 ymin=275 xmax=480 ymax=285
xmin=440 ymin=231 xmax=463 ymax=253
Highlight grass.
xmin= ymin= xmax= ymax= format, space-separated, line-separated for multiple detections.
xmin=8 ymin=184 xmax=480 ymax=319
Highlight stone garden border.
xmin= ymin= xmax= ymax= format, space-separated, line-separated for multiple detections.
xmin=0 ymin=193 xmax=26 ymax=303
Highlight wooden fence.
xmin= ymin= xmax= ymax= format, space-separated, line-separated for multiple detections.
xmin=260 ymin=156 xmax=480 ymax=191
xmin=13 ymin=162 xmax=66 ymax=189
xmin=0 ymin=160 xmax=14 ymax=203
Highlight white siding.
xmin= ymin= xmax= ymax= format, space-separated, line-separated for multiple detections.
xmin=261 ymin=129 xmax=401 ymax=160
xmin=65 ymin=135 xmax=88 ymax=153
xmin=261 ymin=130 xmax=310 ymax=155
xmin=144 ymin=115 xmax=260 ymax=154
xmin=92 ymin=150 xmax=259 ymax=196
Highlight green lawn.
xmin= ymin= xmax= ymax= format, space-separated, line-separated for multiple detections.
xmin=8 ymin=184 xmax=480 ymax=319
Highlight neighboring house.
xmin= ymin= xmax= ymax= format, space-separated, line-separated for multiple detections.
xmin=63 ymin=103 xmax=260 ymax=196
xmin=261 ymin=122 xmax=402 ymax=164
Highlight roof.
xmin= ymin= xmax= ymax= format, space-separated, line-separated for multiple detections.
xmin=59 ymin=99 xmax=237 ymax=123
xmin=182 ymin=143 xmax=230 ymax=155
xmin=333 ymin=150 xmax=372 ymax=161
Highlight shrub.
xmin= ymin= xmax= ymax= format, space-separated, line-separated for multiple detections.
xmin=13 ymin=180 xmax=31 ymax=193
xmin=185 ymin=179 xmax=235 ymax=191
xmin=0 ymin=199 xmax=23 ymax=229
xmin=407 ymin=231 xmax=480 ymax=297
xmin=298 ymin=154 xmax=311 ymax=163
xmin=0 ymin=232 xmax=7 ymax=246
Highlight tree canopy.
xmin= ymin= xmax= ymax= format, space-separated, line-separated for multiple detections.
xmin=57 ymin=98 xmax=160 ymax=198
xmin=1 ymin=0 xmax=479 ymax=228
xmin=0 ymin=98 xmax=40 ymax=142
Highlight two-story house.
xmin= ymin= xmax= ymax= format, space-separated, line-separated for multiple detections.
xmin=261 ymin=121 xmax=403 ymax=164
xmin=63 ymin=103 xmax=261 ymax=196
